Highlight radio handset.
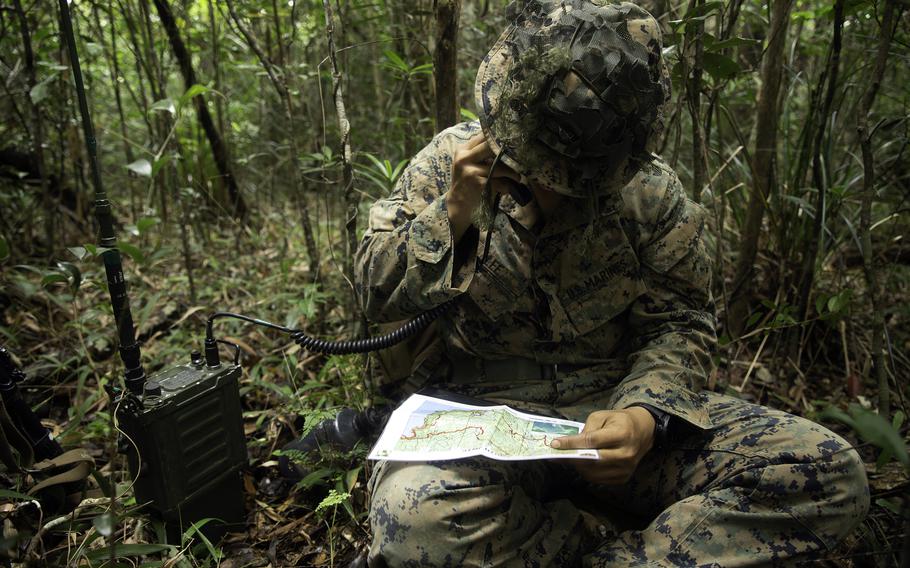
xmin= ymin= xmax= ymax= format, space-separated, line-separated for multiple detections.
xmin=481 ymin=151 xmax=533 ymax=262
xmin=508 ymin=182 xmax=533 ymax=206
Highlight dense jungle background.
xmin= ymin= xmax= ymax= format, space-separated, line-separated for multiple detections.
xmin=0 ymin=0 xmax=908 ymax=565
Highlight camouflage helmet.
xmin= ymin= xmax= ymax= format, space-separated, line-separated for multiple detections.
xmin=475 ymin=0 xmax=669 ymax=197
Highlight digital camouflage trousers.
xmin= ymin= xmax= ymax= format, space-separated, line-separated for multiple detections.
xmin=367 ymin=393 xmax=869 ymax=567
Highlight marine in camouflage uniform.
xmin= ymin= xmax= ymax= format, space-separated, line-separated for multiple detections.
xmin=354 ymin=1 xmax=869 ymax=565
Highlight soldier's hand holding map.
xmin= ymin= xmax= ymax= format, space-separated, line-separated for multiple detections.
xmin=368 ymin=393 xmax=599 ymax=461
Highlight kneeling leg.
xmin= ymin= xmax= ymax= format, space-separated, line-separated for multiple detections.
xmin=368 ymin=457 xmax=591 ymax=567
xmin=587 ymin=396 xmax=870 ymax=566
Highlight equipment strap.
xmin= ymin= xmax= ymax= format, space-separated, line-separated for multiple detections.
xmin=0 ymin=398 xmax=34 ymax=470
xmin=27 ymin=449 xmax=95 ymax=496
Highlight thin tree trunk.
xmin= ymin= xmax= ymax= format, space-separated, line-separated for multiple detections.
xmin=728 ymin=0 xmax=794 ymax=337
xmin=152 ymin=0 xmax=248 ymax=221
xmin=208 ymin=0 xmax=226 ymax=139
xmin=683 ymin=0 xmax=708 ymax=203
xmin=14 ymin=0 xmax=54 ymax=258
xmin=136 ymin=0 xmax=170 ymax=223
xmin=92 ymin=2 xmax=139 ymax=221
xmin=116 ymin=0 xmax=153 ymax=134
xmin=178 ymin=192 xmax=198 ymax=304
xmin=398 ymin=9 xmax=417 ymax=157
xmin=792 ymin=0 xmax=844 ymax=357
xmin=703 ymin=0 xmax=744 ymax=147
xmin=224 ymin=0 xmax=322 ymax=279
xmin=324 ymin=0 xmax=365 ymax=335
xmin=857 ymin=0 xmax=900 ymax=416
xmin=271 ymin=0 xmax=286 ymax=66
xmin=434 ymin=0 xmax=460 ymax=131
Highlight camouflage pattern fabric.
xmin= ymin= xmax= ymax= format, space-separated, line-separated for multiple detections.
xmin=367 ymin=394 xmax=869 ymax=566
xmin=355 ymin=120 xmax=715 ymax=428
xmin=354 ymin=120 xmax=870 ymax=565
xmin=476 ymin=0 xmax=671 ymax=197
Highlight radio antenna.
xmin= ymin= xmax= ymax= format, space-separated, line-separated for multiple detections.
xmin=59 ymin=0 xmax=146 ymax=394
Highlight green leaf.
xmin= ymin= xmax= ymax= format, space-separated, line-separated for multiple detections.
xmin=363 ymin=153 xmax=387 ymax=175
xmin=827 ymin=290 xmax=852 ymax=314
xmin=876 ymin=497 xmax=902 ymax=515
xmin=68 ymin=246 xmax=87 ymax=260
xmin=297 ymin=467 xmax=333 ymax=490
xmin=315 ymin=488 xmax=351 ymax=514
xmin=702 ymin=53 xmax=740 ymax=80
xmin=181 ymin=518 xmax=222 ymax=559
xmin=337 ymin=478 xmax=357 ymax=520
xmin=136 ymin=217 xmax=160 ymax=235
xmin=126 ymin=159 xmax=152 ymax=177
xmin=82 ymin=544 xmax=173 ymax=562
xmin=14 ymin=264 xmax=44 ymax=276
xmin=707 ymin=36 xmax=761 ymax=51
xmin=669 ymin=1 xmax=723 ymax=29
xmin=688 ymin=1 xmax=724 ymax=18
xmin=345 ymin=466 xmax=362 ymax=491
xmin=93 ymin=512 xmax=116 ymax=536
xmin=815 ymin=293 xmax=829 ymax=315
xmin=85 ymin=42 xmax=103 ymax=56
xmin=876 ymin=447 xmax=894 ymax=469
xmin=821 ymin=405 xmax=910 ymax=467
xmin=383 ymin=50 xmax=409 ymax=72
xmin=893 ymin=411 xmax=906 ymax=430
xmin=180 ymin=83 xmax=210 ymax=106
xmin=0 ymin=489 xmax=34 ymax=501
xmin=151 ymin=154 xmax=171 ymax=178
xmin=410 ymin=63 xmax=434 ymax=75
xmin=460 ymin=108 xmax=479 ymax=122
xmin=29 ymin=76 xmax=55 ymax=104
xmin=818 ymin=406 xmax=856 ymax=429
xmin=0 ymin=237 xmax=9 ymax=261
xmin=56 ymin=261 xmax=82 ymax=292
xmin=745 ymin=311 xmax=763 ymax=329
xmin=117 ymin=242 xmax=145 ymax=264
xmin=41 ymin=273 xmax=69 ymax=287
xmin=12 ymin=279 xmax=37 ymax=299
xmin=149 ymin=98 xmax=176 ymax=115
xmin=852 ymin=408 xmax=910 ymax=466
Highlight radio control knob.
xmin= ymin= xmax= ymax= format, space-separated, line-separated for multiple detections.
xmin=190 ymin=351 xmax=203 ymax=367
xmin=143 ymin=381 xmax=162 ymax=397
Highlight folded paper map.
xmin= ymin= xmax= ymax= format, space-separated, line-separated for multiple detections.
xmin=368 ymin=394 xmax=599 ymax=461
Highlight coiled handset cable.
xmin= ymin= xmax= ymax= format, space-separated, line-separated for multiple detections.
xmin=203 ymin=300 xmax=454 ymax=367
xmin=203 ymin=151 xmax=523 ymax=365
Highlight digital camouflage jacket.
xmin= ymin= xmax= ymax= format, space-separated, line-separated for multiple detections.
xmin=354 ymin=121 xmax=716 ymax=429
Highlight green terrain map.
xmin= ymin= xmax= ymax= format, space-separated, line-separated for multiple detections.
xmin=394 ymin=408 xmax=580 ymax=458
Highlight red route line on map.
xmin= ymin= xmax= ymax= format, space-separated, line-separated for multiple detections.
xmin=400 ymin=425 xmax=485 ymax=441
xmin=399 ymin=414 xmax=556 ymax=452
xmin=502 ymin=422 xmax=553 ymax=448
xmin=399 ymin=410 xmax=487 ymax=442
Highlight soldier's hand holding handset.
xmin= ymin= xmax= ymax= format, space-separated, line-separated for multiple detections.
xmin=551 ymin=407 xmax=656 ymax=485
xmin=447 ymin=133 xmax=522 ymax=242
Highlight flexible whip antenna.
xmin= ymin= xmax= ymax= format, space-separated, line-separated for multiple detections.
xmin=59 ymin=0 xmax=146 ymax=394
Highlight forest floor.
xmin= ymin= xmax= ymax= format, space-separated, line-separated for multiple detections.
xmin=1 ymin=216 xmax=907 ymax=567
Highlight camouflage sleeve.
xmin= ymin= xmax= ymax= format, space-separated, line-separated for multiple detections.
xmin=608 ymin=175 xmax=716 ymax=430
xmin=354 ymin=123 xmax=480 ymax=322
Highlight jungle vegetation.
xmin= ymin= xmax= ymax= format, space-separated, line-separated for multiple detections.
xmin=0 ymin=0 xmax=908 ymax=565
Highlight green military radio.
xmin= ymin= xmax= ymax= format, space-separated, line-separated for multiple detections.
xmin=116 ymin=359 xmax=246 ymax=540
